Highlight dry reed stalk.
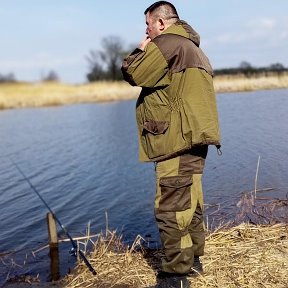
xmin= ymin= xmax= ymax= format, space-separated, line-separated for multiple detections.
xmin=197 ymin=224 xmax=288 ymax=288
xmin=253 ymin=155 xmax=261 ymax=204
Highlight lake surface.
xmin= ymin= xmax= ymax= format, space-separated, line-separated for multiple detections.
xmin=0 ymin=89 xmax=288 ymax=283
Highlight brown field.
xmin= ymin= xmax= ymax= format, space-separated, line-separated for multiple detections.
xmin=1 ymin=74 xmax=288 ymax=110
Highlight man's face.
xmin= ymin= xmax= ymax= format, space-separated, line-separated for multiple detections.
xmin=145 ymin=12 xmax=161 ymax=40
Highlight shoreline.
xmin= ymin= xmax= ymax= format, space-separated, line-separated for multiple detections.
xmin=2 ymin=223 xmax=287 ymax=288
xmin=1 ymin=193 xmax=287 ymax=287
xmin=1 ymin=74 xmax=288 ymax=110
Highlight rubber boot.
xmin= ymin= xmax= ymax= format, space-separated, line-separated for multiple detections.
xmin=188 ymin=256 xmax=203 ymax=277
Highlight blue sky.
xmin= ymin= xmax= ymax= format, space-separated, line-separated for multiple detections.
xmin=1 ymin=0 xmax=287 ymax=83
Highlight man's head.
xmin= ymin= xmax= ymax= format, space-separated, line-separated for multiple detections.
xmin=144 ymin=1 xmax=179 ymax=40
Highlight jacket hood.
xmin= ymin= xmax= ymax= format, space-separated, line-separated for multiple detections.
xmin=162 ymin=20 xmax=200 ymax=47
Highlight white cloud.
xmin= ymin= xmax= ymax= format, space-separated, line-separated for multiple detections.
xmin=215 ymin=33 xmax=233 ymax=44
xmin=204 ymin=15 xmax=288 ymax=69
xmin=247 ymin=17 xmax=276 ymax=29
xmin=213 ymin=17 xmax=286 ymax=46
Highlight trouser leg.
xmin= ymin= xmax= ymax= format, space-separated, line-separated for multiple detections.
xmin=189 ymin=202 xmax=205 ymax=257
xmin=154 ymin=146 xmax=207 ymax=274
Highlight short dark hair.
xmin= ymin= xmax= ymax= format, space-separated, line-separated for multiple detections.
xmin=144 ymin=1 xmax=179 ymax=20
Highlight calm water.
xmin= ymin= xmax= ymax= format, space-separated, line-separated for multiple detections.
xmin=0 ymin=89 xmax=288 ymax=282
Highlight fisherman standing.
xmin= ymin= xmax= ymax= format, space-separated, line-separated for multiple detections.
xmin=121 ymin=1 xmax=221 ymax=287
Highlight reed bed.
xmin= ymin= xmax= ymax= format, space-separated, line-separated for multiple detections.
xmin=61 ymin=223 xmax=288 ymax=288
xmin=1 ymin=73 xmax=288 ymax=110
xmin=0 ymin=81 xmax=141 ymax=110
xmin=213 ymin=73 xmax=288 ymax=93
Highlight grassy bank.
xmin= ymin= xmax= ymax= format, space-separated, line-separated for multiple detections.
xmin=2 ymin=194 xmax=287 ymax=287
xmin=1 ymin=74 xmax=288 ymax=110
xmin=214 ymin=73 xmax=288 ymax=93
xmin=60 ymin=223 xmax=288 ymax=287
xmin=0 ymin=81 xmax=140 ymax=110
xmin=4 ymin=224 xmax=286 ymax=287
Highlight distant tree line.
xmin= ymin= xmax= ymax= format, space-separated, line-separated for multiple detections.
xmin=0 ymin=73 xmax=16 ymax=83
xmin=214 ymin=61 xmax=288 ymax=77
xmin=41 ymin=70 xmax=60 ymax=82
xmin=0 ymin=70 xmax=59 ymax=83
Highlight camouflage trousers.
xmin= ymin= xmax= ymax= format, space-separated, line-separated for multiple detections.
xmin=154 ymin=145 xmax=208 ymax=274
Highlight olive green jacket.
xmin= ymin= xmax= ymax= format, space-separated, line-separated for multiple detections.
xmin=122 ymin=20 xmax=221 ymax=162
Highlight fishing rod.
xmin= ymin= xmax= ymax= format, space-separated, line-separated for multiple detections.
xmin=10 ymin=158 xmax=97 ymax=275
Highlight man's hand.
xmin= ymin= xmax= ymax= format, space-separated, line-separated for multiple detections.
xmin=138 ymin=36 xmax=151 ymax=51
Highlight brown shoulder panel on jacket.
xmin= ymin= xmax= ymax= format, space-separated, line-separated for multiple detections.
xmin=153 ymin=34 xmax=213 ymax=75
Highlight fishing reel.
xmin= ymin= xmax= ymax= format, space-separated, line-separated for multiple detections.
xmin=69 ymin=247 xmax=77 ymax=257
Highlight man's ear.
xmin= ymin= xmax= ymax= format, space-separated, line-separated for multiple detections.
xmin=158 ymin=18 xmax=166 ymax=31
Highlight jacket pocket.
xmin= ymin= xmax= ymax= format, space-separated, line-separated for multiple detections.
xmin=143 ymin=119 xmax=169 ymax=135
xmin=159 ymin=176 xmax=192 ymax=212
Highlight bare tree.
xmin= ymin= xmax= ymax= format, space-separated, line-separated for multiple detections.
xmin=269 ymin=63 xmax=286 ymax=76
xmin=42 ymin=70 xmax=60 ymax=82
xmin=0 ymin=72 xmax=16 ymax=83
xmin=239 ymin=61 xmax=254 ymax=78
xmin=99 ymin=36 xmax=124 ymax=80
xmin=86 ymin=35 xmax=125 ymax=81
xmin=269 ymin=63 xmax=285 ymax=71
xmin=86 ymin=50 xmax=106 ymax=81
xmin=239 ymin=61 xmax=252 ymax=70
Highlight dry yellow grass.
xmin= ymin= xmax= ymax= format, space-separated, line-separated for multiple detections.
xmin=0 ymin=81 xmax=141 ymax=110
xmin=2 ymin=194 xmax=287 ymax=288
xmin=214 ymin=73 xmax=288 ymax=93
xmin=60 ymin=223 xmax=288 ymax=288
xmin=1 ymin=73 xmax=288 ymax=110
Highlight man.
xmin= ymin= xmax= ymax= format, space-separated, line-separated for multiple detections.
xmin=121 ymin=1 xmax=221 ymax=287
